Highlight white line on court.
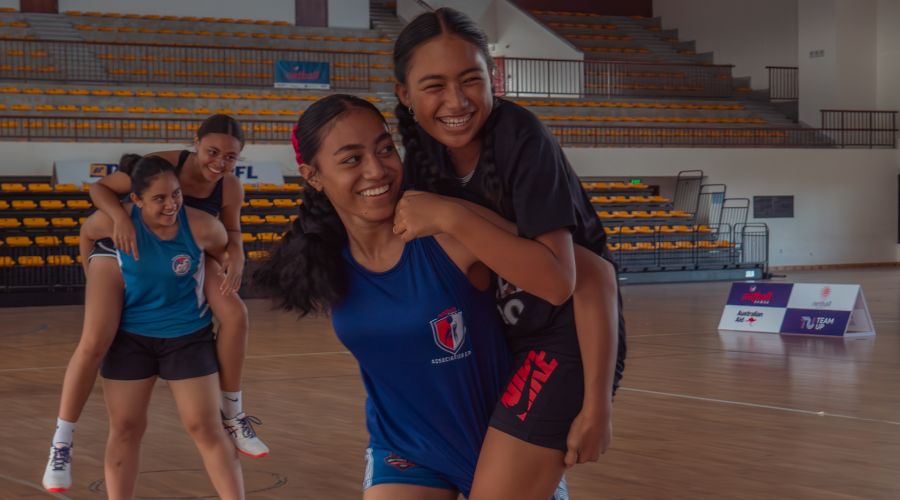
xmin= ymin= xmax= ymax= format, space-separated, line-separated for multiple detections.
xmin=622 ymin=387 xmax=900 ymax=426
xmin=0 ymin=473 xmax=72 ymax=499
xmin=0 ymin=351 xmax=354 ymax=373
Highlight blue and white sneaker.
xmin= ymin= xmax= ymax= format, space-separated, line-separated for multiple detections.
xmin=42 ymin=443 xmax=72 ymax=492
xmin=223 ymin=412 xmax=269 ymax=458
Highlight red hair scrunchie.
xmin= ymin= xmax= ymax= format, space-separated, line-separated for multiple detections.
xmin=291 ymin=123 xmax=304 ymax=165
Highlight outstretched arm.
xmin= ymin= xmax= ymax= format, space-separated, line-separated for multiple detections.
xmin=88 ymin=172 xmax=138 ymax=258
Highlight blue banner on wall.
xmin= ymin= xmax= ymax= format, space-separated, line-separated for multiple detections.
xmin=274 ymin=61 xmax=330 ymax=89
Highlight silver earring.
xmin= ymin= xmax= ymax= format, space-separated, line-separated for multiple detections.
xmin=409 ymin=106 xmax=417 ymax=122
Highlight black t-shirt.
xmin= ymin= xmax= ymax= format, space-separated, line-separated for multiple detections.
xmin=410 ymin=99 xmax=611 ymax=351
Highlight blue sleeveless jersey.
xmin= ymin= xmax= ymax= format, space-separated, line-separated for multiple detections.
xmin=331 ymin=237 xmax=510 ymax=493
xmin=118 ymin=206 xmax=211 ymax=338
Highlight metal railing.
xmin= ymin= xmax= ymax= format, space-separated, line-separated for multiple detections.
xmin=766 ymin=66 xmax=798 ymax=101
xmin=545 ymin=124 xmax=839 ymax=147
xmin=0 ymin=39 xmax=371 ymax=89
xmin=605 ymin=222 xmax=769 ymax=272
xmin=496 ymin=57 xmax=734 ymax=98
xmin=820 ymin=110 xmax=898 ymax=148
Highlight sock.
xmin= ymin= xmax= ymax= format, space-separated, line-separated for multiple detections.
xmin=52 ymin=418 xmax=76 ymax=447
xmin=221 ymin=391 xmax=242 ymax=419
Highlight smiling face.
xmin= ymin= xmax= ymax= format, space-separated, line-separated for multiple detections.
xmin=301 ymin=107 xmax=403 ymax=230
xmin=192 ymin=132 xmax=242 ymax=181
xmin=130 ymin=170 xmax=183 ymax=228
xmin=396 ymin=34 xmax=494 ymax=161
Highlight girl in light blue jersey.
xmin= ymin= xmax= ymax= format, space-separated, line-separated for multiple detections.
xmin=72 ymin=156 xmax=245 ymax=500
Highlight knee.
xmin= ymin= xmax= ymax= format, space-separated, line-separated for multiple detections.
xmin=109 ymin=416 xmax=147 ymax=444
xmin=214 ymin=298 xmax=249 ymax=331
xmin=183 ymin=418 xmax=224 ymax=445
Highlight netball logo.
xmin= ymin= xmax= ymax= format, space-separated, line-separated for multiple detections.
xmin=171 ymin=255 xmax=192 ymax=276
xmin=430 ymin=307 xmax=466 ymax=355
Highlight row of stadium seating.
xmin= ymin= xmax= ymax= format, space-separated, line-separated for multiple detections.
xmin=62 ymin=10 xmax=296 ymax=26
xmin=73 ymin=23 xmax=391 ymax=44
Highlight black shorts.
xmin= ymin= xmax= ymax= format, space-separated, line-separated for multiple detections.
xmin=88 ymin=237 xmax=117 ymax=261
xmin=101 ymin=324 xmax=219 ymax=381
xmin=489 ymin=348 xmax=584 ymax=452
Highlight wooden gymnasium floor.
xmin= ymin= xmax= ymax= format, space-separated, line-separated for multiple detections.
xmin=1 ymin=268 xmax=898 ymax=499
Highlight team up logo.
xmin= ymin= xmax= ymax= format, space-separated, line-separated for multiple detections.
xmin=799 ymin=315 xmax=836 ymax=331
xmin=735 ymin=310 xmax=764 ymax=326
xmin=741 ymin=285 xmax=775 ymax=305
xmin=171 ymin=254 xmax=192 ymax=276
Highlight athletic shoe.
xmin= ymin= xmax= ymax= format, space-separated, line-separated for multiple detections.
xmin=42 ymin=443 xmax=72 ymax=492
xmin=222 ymin=412 xmax=269 ymax=458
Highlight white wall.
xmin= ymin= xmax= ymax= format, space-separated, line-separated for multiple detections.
xmin=876 ymin=0 xmax=900 ymax=112
xmin=563 ymin=147 xmax=899 ymax=267
xmin=328 ymin=0 xmax=369 ymax=29
xmin=57 ymin=0 xmax=294 ymax=22
xmin=0 ymin=0 xmax=17 ymax=10
xmin=3 ymin=142 xmax=897 ymax=267
xmin=397 ymin=0 xmax=580 ymax=59
xmin=799 ymin=0 xmax=879 ymax=126
xmin=653 ymin=0 xmax=798 ymax=89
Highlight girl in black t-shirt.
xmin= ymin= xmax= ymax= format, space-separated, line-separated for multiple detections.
xmin=390 ymin=7 xmax=626 ymax=500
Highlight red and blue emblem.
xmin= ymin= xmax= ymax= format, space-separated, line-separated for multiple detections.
xmin=430 ymin=307 xmax=466 ymax=355
xmin=171 ymin=254 xmax=192 ymax=276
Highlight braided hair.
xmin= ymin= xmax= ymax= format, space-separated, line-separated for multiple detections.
xmin=253 ymin=94 xmax=386 ymax=316
xmin=393 ymin=7 xmax=508 ymax=217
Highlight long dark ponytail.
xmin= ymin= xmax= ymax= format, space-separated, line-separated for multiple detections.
xmin=393 ymin=7 xmax=508 ymax=215
xmin=253 ymin=94 xmax=386 ymax=316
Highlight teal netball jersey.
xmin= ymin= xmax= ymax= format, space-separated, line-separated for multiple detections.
xmin=117 ymin=206 xmax=211 ymax=338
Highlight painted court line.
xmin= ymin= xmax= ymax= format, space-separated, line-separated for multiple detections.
xmin=623 ymin=387 xmax=900 ymax=426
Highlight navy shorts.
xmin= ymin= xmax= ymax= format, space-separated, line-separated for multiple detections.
xmin=489 ymin=348 xmax=585 ymax=452
xmin=88 ymin=237 xmax=118 ymax=261
xmin=101 ymin=324 xmax=219 ymax=381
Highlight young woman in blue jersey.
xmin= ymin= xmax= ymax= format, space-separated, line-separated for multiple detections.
xmin=42 ymin=115 xmax=265 ymax=492
xmin=254 ymin=94 xmax=517 ymax=499
xmin=71 ymin=156 xmax=244 ymax=499
xmin=391 ymin=8 xmax=625 ymax=499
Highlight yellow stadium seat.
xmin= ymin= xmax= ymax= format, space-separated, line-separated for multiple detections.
xmin=249 ymin=199 xmax=273 ymax=208
xmin=265 ymin=215 xmax=290 ymax=225
xmin=66 ymin=200 xmax=92 ymax=210
xmin=13 ymin=200 xmax=37 ymax=210
xmin=0 ymin=218 xmax=21 ymax=228
xmin=0 ymin=256 xmax=13 ymax=267
xmin=273 ymin=199 xmax=296 ymax=208
xmin=63 ymin=235 xmax=80 ymax=246
xmin=54 ymin=183 xmax=78 ymax=192
xmin=51 ymin=217 xmax=78 ymax=228
xmin=2 ymin=183 xmax=26 ymax=192
xmin=256 ymin=232 xmax=282 ymax=242
xmin=48 ymin=255 xmax=75 ymax=266
xmin=247 ymin=250 xmax=269 ymax=261
xmin=241 ymin=233 xmax=257 ymax=243
xmin=23 ymin=217 xmax=49 ymax=228
xmin=0 ymin=200 xmax=8 ymax=210
xmin=40 ymin=200 xmax=66 ymax=210
xmin=6 ymin=236 xmax=32 ymax=247
xmin=281 ymin=183 xmax=302 ymax=192
xmin=242 ymin=184 xmax=257 ymax=192
xmin=259 ymin=183 xmax=281 ymax=192
xmin=36 ymin=236 xmax=61 ymax=246
xmin=240 ymin=215 xmax=264 ymax=225
xmin=18 ymin=255 xmax=45 ymax=266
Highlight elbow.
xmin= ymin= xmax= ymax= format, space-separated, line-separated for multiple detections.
xmin=546 ymin=277 xmax=576 ymax=306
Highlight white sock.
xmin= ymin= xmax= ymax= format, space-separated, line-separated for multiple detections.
xmin=221 ymin=391 xmax=242 ymax=419
xmin=52 ymin=418 xmax=76 ymax=446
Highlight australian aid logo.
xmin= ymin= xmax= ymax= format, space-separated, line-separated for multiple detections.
xmin=430 ymin=307 xmax=472 ymax=364
xmin=734 ymin=310 xmax=764 ymax=326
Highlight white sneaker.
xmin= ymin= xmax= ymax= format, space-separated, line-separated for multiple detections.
xmin=42 ymin=444 xmax=72 ymax=492
xmin=222 ymin=412 xmax=269 ymax=458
